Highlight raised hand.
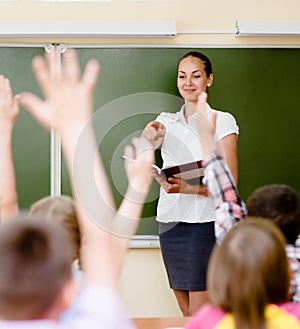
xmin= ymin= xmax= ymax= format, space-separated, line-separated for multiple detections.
xmin=0 ymin=75 xmax=20 ymax=220
xmin=123 ymin=136 xmax=154 ymax=196
xmin=112 ymin=136 xmax=154 ymax=245
xmin=0 ymin=75 xmax=19 ymax=132
xmin=196 ymin=92 xmax=217 ymax=155
xmin=19 ymin=49 xmax=100 ymax=134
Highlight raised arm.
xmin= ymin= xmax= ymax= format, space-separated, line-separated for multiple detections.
xmin=112 ymin=136 xmax=154 ymax=272
xmin=196 ymin=92 xmax=247 ymax=243
xmin=0 ymin=76 xmax=19 ymax=221
xmin=217 ymin=133 xmax=238 ymax=184
xmin=19 ymin=49 xmax=154 ymax=289
xmin=19 ymin=49 xmax=119 ymax=288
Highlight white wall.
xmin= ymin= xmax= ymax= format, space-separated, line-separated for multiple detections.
xmin=119 ymin=247 xmax=182 ymax=317
xmin=0 ymin=0 xmax=299 ymax=45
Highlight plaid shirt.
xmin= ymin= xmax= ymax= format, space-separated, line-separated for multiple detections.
xmin=203 ymin=153 xmax=300 ymax=302
xmin=202 ymin=154 xmax=247 ymax=243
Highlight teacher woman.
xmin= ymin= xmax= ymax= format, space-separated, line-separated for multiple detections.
xmin=142 ymin=51 xmax=239 ymax=316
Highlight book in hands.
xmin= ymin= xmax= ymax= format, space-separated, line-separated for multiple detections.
xmin=152 ymin=160 xmax=204 ymax=185
xmin=120 ymin=156 xmax=204 ymax=185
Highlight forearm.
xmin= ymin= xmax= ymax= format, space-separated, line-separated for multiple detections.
xmin=217 ymin=133 xmax=238 ymax=184
xmin=112 ymin=185 xmax=149 ymax=273
xmin=61 ymin=123 xmax=118 ymax=286
xmin=0 ymin=128 xmax=18 ymax=220
xmin=203 ymin=153 xmax=238 ymax=203
xmin=61 ymin=123 xmax=115 ymax=218
xmin=18 ymin=50 xmax=121 ymax=288
xmin=113 ymin=185 xmax=148 ymax=235
xmin=195 ymin=96 xmax=244 ymax=242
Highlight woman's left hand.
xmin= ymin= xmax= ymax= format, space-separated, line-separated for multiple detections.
xmin=153 ymin=174 xmax=206 ymax=195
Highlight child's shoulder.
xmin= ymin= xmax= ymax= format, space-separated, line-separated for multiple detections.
xmin=279 ymin=302 xmax=300 ymax=321
xmin=185 ymin=304 xmax=225 ymax=329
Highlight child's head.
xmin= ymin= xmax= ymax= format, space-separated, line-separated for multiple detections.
xmin=247 ymin=184 xmax=300 ymax=244
xmin=30 ymin=195 xmax=80 ymax=261
xmin=0 ymin=216 xmax=74 ymax=320
xmin=208 ymin=218 xmax=289 ymax=328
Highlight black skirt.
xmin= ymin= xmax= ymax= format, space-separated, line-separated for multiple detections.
xmin=159 ymin=221 xmax=215 ymax=291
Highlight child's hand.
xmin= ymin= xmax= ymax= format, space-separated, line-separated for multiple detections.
xmin=123 ymin=136 xmax=154 ymax=195
xmin=196 ymin=92 xmax=217 ymax=155
xmin=0 ymin=75 xmax=19 ymax=132
xmin=19 ymin=49 xmax=100 ymax=135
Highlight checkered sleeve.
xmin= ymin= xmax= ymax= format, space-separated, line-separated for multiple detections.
xmin=285 ymin=245 xmax=300 ymax=302
xmin=203 ymin=153 xmax=247 ymax=244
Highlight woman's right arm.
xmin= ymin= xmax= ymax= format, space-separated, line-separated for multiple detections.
xmin=142 ymin=120 xmax=209 ymax=195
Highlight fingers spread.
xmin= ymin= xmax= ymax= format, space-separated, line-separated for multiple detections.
xmin=19 ymin=92 xmax=52 ymax=129
xmin=32 ymin=56 xmax=52 ymax=98
xmin=82 ymin=59 xmax=100 ymax=93
xmin=62 ymin=49 xmax=80 ymax=84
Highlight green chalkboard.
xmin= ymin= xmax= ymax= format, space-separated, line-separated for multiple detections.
xmin=2 ymin=46 xmax=300 ymax=235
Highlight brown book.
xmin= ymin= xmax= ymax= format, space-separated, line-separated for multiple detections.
xmin=121 ymin=156 xmax=204 ymax=185
xmin=153 ymin=160 xmax=204 ymax=185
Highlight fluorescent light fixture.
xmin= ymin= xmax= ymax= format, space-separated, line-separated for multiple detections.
xmin=0 ymin=20 xmax=177 ymax=37
xmin=235 ymin=19 xmax=300 ymax=36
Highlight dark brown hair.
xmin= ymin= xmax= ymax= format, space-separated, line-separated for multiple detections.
xmin=177 ymin=51 xmax=213 ymax=77
xmin=247 ymin=184 xmax=300 ymax=244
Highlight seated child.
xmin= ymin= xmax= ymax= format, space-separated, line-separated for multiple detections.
xmin=185 ymin=219 xmax=300 ymax=329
